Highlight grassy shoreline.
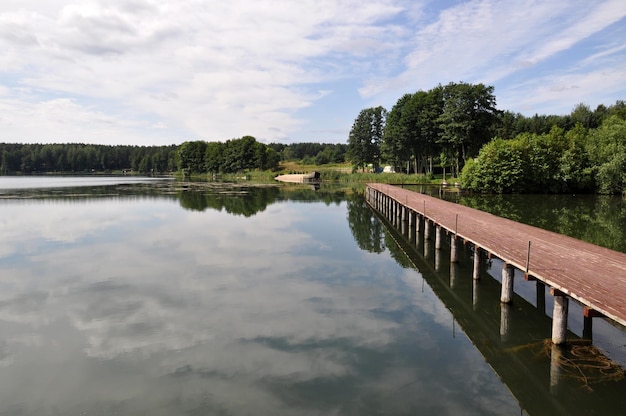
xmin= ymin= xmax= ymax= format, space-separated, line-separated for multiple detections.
xmin=210 ymin=161 xmax=455 ymax=185
xmin=2 ymin=161 xmax=456 ymax=186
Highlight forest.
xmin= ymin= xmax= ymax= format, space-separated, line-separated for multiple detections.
xmin=347 ymin=82 xmax=626 ymax=194
xmin=0 ymin=137 xmax=347 ymax=175
xmin=0 ymin=143 xmax=178 ymax=175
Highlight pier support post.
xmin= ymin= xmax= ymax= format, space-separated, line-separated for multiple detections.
xmin=395 ymin=202 xmax=401 ymax=226
xmin=450 ymin=236 xmax=460 ymax=263
xmin=582 ymin=307 xmax=603 ymax=341
xmin=401 ymin=214 xmax=407 ymax=236
xmin=395 ymin=202 xmax=401 ymax=225
xmin=472 ymin=247 xmax=483 ymax=280
xmin=583 ymin=315 xmax=593 ymax=341
xmin=550 ymin=289 xmax=569 ymax=345
xmin=500 ymin=263 xmax=515 ymax=303
xmin=435 ymin=225 xmax=444 ymax=249
xmin=394 ymin=203 xmax=399 ymax=221
xmin=424 ymin=220 xmax=432 ymax=240
xmin=536 ymin=281 xmax=546 ymax=314
xmin=408 ymin=212 xmax=416 ymax=244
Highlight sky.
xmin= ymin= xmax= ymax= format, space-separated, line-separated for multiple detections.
xmin=0 ymin=0 xmax=625 ymax=146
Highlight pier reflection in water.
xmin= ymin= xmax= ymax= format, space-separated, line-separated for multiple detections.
xmin=370 ymin=195 xmax=626 ymax=416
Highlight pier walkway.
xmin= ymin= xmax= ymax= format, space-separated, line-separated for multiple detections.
xmin=366 ymin=183 xmax=626 ymax=343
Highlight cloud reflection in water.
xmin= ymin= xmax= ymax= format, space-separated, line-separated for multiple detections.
xmin=0 ymin=196 xmax=516 ymax=415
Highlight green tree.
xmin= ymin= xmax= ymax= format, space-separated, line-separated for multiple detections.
xmin=177 ymin=141 xmax=208 ymax=174
xmin=138 ymin=154 xmax=152 ymax=173
xmin=264 ymin=146 xmax=280 ymax=170
xmin=459 ymin=137 xmax=528 ymax=193
xmin=205 ymin=141 xmax=224 ymax=173
xmin=570 ymin=103 xmax=598 ymax=129
xmin=557 ymin=124 xmax=593 ymax=192
xmin=439 ymin=151 xmax=448 ymax=180
xmin=382 ymin=88 xmax=443 ymax=175
xmin=382 ymin=93 xmax=412 ymax=169
xmin=587 ymin=116 xmax=626 ymax=194
xmin=1 ymin=150 xmax=9 ymax=174
xmin=347 ymin=106 xmax=387 ymax=172
xmin=437 ymin=82 xmax=499 ymax=173
xmin=414 ymin=86 xmax=445 ymax=174
xmin=461 ymin=126 xmax=594 ymax=194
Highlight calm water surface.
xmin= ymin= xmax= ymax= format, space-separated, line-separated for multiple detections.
xmin=1 ymin=177 xmax=625 ymax=415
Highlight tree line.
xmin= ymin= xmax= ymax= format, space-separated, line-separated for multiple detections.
xmin=0 ymin=137 xmax=347 ymax=175
xmin=0 ymin=142 xmax=178 ymax=174
xmin=268 ymin=142 xmax=347 ymax=165
xmin=176 ymin=137 xmax=346 ymax=174
xmin=347 ymin=81 xmax=626 ymax=193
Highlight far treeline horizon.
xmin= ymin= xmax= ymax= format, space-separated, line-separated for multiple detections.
xmin=1 ymin=81 xmax=625 ymax=194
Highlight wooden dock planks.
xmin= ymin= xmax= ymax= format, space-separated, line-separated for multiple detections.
xmin=367 ymin=183 xmax=626 ymax=328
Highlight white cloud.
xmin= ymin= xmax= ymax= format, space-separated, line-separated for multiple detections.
xmin=500 ymin=65 xmax=626 ymax=115
xmin=0 ymin=0 xmax=408 ymax=144
xmin=360 ymin=0 xmax=626 ymax=115
xmin=0 ymin=0 xmax=624 ymax=144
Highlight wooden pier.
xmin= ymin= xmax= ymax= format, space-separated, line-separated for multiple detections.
xmin=366 ymin=183 xmax=626 ymax=344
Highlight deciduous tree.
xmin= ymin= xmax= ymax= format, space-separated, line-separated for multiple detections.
xmin=347 ymin=106 xmax=386 ymax=172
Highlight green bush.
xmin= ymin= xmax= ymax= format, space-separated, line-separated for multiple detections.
xmin=460 ymin=128 xmax=579 ymax=193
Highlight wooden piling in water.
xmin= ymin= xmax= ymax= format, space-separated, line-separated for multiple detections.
xmin=435 ymin=225 xmax=444 ymax=249
xmin=501 ymin=263 xmax=515 ymax=304
xmin=451 ymin=236 xmax=460 ymax=263
xmin=424 ymin=219 xmax=433 ymax=240
xmin=551 ymin=288 xmax=569 ymax=345
xmin=473 ymin=246 xmax=482 ymax=280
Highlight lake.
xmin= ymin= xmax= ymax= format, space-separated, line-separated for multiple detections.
xmin=1 ymin=177 xmax=626 ymax=415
